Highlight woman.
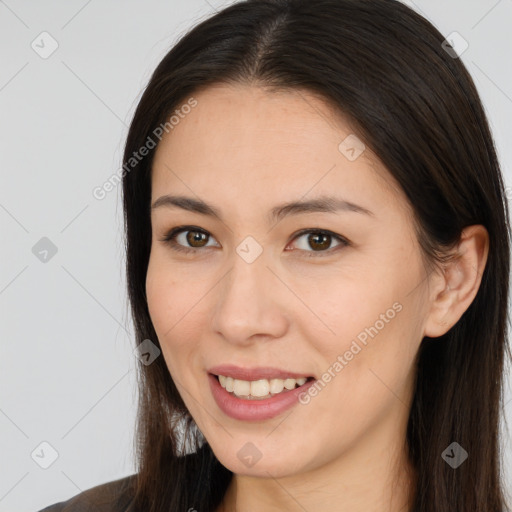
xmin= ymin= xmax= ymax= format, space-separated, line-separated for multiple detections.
xmin=38 ymin=0 xmax=511 ymax=510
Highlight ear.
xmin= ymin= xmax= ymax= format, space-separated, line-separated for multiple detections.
xmin=423 ymin=225 xmax=489 ymax=338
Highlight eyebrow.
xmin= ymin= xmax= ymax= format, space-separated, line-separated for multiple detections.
xmin=150 ymin=194 xmax=374 ymax=223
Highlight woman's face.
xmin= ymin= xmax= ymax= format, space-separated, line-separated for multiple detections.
xmin=146 ymin=83 xmax=432 ymax=479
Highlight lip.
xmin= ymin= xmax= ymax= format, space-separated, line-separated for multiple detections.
xmin=208 ymin=373 xmax=316 ymax=421
xmin=207 ymin=364 xmax=314 ymax=381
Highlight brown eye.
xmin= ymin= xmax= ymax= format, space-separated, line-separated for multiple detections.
xmin=288 ymin=229 xmax=349 ymax=257
xmin=161 ymin=226 xmax=349 ymax=258
xmin=185 ymin=230 xmax=209 ymax=247
xmin=160 ymin=226 xmax=219 ymax=254
xmin=307 ymin=232 xmax=332 ymax=251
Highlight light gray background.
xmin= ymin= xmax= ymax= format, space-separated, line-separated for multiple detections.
xmin=1 ymin=1 xmax=511 ymax=511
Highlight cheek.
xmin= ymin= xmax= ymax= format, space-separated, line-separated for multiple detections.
xmin=295 ymin=259 xmax=422 ymax=403
xmin=145 ymin=256 xmax=192 ymax=360
xmin=302 ymin=308 xmax=417 ymax=451
xmin=146 ymin=250 xmax=194 ymax=332
xmin=313 ymin=244 xmax=424 ymax=358
xmin=146 ymin=266 xmax=175 ymax=335
xmin=145 ymin=253 xmax=214 ymax=380
xmin=290 ymin=267 xmax=399 ymax=358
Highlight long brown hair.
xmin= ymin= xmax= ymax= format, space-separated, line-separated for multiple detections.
xmin=121 ymin=1 xmax=512 ymax=510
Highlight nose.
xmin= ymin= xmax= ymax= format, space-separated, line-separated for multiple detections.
xmin=210 ymin=245 xmax=289 ymax=346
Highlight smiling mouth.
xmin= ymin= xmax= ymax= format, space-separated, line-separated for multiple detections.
xmin=213 ymin=373 xmax=315 ymax=400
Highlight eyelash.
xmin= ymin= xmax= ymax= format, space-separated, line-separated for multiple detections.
xmin=159 ymin=225 xmax=350 ymax=258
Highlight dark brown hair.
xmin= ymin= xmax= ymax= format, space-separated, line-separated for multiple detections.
xmin=121 ymin=1 xmax=512 ymax=510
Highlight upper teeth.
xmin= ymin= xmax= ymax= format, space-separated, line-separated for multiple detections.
xmin=218 ymin=375 xmax=308 ymax=399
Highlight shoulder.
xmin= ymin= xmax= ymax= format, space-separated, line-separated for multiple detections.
xmin=36 ymin=474 xmax=138 ymax=512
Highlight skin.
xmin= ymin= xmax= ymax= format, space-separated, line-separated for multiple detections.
xmin=145 ymin=83 xmax=489 ymax=512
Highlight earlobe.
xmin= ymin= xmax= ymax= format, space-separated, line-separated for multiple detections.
xmin=423 ymin=225 xmax=489 ymax=338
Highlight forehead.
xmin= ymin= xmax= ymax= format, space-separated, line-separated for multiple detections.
xmin=150 ymin=83 xmax=407 ymax=216
xmin=155 ymin=83 xmax=353 ymax=164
